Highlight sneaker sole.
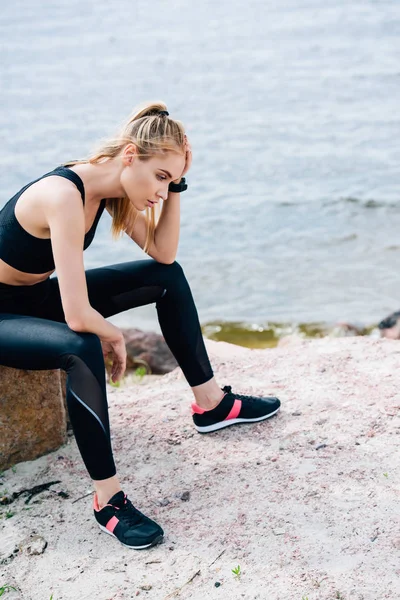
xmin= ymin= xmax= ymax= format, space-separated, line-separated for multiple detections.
xmin=194 ymin=407 xmax=280 ymax=433
xmin=98 ymin=524 xmax=164 ymax=550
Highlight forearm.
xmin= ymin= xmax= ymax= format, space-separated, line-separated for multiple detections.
xmin=153 ymin=191 xmax=181 ymax=263
xmin=68 ymin=306 xmax=120 ymax=341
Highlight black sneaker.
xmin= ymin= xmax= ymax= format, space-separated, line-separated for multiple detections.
xmin=192 ymin=385 xmax=281 ymax=433
xmin=93 ymin=490 xmax=164 ymax=550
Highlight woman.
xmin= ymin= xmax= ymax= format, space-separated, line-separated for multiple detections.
xmin=0 ymin=102 xmax=281 ymax=550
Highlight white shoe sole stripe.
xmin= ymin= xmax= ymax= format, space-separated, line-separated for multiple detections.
xmin=194 ymin=407 xmax=280 ymax=433
xmin=98 ymin=523 xmax=162 ymax=549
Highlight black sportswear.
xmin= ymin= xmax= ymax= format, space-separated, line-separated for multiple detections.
xmin=192 ymin=385 xmax=281 ymax=433
xmin=93 ymin=490 xmax=164 ymax=549
xmin=0 ymin=166 xmax=106 ymax=273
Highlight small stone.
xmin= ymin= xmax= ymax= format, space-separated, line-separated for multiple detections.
xmin=273 ymin=528 xmax=286 ymax=536
xmin=292 ymin=412 xmax=302 ymax=416
xmin=158 ymin=498 xmax=170 ymax=507
xmin=315 ymin=444 xmax=327 ymax=451
xmin=215 ymin=581 xmax=221 ymax=588
xmin=180 ymin=491 xmax=190 ymax=502
xmin=19 ymin=534 xmax=47 ymax=555
xmin=140 ymin=584 xmax=152 ymax=591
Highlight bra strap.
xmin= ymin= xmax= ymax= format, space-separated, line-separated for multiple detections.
xmin=51 ymin=166 xmax=85 ymax=204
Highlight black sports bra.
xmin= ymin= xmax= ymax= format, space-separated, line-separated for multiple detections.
xmin=0 ymin=166 xmax=106 ymax=274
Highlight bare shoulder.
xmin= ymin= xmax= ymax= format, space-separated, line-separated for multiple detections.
xmin=14 ymin=173 xmax=84 ymax=237
xmin=38 ymin=175 xmax=84 ymax=213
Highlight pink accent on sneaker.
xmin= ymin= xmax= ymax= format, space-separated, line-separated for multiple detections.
xmin=93 ymin=493 xmax=122 ymax=512
xmin=225 ymin=399 xmax=242 ymax=421
xmin=106 ymin=515 xmax=119 ymax=533
xmin=93 ymin=493 xmax=100 ymax=512
xmin=191 ymin=391 xmax=228 ymax=415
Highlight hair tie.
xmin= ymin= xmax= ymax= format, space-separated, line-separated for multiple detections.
xmin=158 ymin=110 xmax=169 ymax=117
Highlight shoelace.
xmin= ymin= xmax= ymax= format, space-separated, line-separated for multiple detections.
xmin=222 ymin=385 xmax=256 ymax=402
xmin=113 ymin=494 xmax=146 ymax=527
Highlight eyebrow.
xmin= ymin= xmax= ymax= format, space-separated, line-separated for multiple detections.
xmin=159 ymin=169 xmax=173 ymax=179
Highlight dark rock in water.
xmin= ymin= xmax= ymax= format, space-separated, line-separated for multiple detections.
xmin=378 ymin=310 xmax=400 ymax=339
xmin=122 ymin=328 xmax=178 ymax=374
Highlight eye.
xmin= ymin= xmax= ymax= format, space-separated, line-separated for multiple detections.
xmin=156 ymin=174 xmax=167 ymax=181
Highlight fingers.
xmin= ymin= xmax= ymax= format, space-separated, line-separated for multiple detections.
xmin=109 ymin=339 xmax=127 ymax=383
xmin=111 ymin=357 xmax=126 ymax=383
xmin=182 ymin=135 xmax=192 ymax=177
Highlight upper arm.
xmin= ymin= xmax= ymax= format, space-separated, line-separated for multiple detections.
xmin=44 ymin=188 xmax=90 ymax=326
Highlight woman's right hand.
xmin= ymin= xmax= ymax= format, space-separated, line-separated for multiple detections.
xmin=100 ymin=326 xmax=127 ymax=383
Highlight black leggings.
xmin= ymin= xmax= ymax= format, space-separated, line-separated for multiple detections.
xmin=0 ymin=260 xmax=213 ymax=480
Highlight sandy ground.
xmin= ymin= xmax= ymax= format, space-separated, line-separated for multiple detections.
xmin=1 ymin=337 xmax=399 ymax=600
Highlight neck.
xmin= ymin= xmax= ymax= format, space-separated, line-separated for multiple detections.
xmin=68 ymin=159 xmax=125 ymax=205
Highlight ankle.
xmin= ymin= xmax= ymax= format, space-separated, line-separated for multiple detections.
xmin=93 ymin=478 xmax=122 ymax=509
xmin=194 ymin=390 xmax=225 ymax=410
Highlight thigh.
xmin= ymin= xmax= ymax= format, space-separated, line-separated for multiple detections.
xmin=0 ymin=313 xmax=83 ymax=370
xmin=81 ymin=259 xmax=177 ymax=318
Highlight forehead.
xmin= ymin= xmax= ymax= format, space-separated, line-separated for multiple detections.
xmin=150 ymin=152 xmax=185 ymax=176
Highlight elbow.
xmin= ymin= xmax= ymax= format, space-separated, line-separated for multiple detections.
xmin=66 ymin=308 xmax=92 ymax=332
xmin=66 ymin=318 xmax=87 ymax=332
xmin=152 ymin=251 xmax=176 ymax=265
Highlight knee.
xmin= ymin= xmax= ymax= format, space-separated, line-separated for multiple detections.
xmin=160 ymin=260 xmax=189 ymax=292
xmin=66 ymin=331 xmax=102 ymax=359
xmin=163 ymin=260 xmax=185 ymax=279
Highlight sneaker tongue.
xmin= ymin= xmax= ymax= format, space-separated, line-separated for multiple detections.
xmin=107 ymin=490 xmax=126 ymax=507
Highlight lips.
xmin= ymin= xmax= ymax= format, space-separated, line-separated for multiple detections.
xmin=147 ymin=200 xmax=156 ymax=207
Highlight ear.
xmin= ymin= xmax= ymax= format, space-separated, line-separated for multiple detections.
xmin=122 ymin=143 xmax=138 ymax=166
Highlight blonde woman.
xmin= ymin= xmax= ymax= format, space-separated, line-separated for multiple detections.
xmin=0 ymin=102 xmax=281 ymax=550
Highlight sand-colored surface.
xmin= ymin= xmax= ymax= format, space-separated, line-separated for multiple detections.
xmin=1 ymin=337 xmax=399 ymax=600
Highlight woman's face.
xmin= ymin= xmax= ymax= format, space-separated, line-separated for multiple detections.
xmin=121 ymin=146 xmax=186 ymax=211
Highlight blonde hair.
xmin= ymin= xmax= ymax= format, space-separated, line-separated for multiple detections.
xmin=64 ymin=101 xmax=186 ymax=253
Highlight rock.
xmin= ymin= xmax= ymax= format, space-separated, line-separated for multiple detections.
xmin=158 ymin=498 xmax=170 ymax=507
xmin=139 ymin=584 xmax=152 ymax=591
xmin=378 ymin=310 xmax=400 ymax=339
xmin=121 ymin=328 xmax=178 ymax=374
xmin=0 ymin=367 xmax=67 ymax=471
xmin=180 ymin=491 xmax=190 ymax=502
xmin=19 ymin=534 xmax=48 ymax=556
xmin=329 ymin=322 xmax=362 ymax=337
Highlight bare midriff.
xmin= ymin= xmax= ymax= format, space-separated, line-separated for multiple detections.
xmin=0 ymin=259 xmax=55 ymax=286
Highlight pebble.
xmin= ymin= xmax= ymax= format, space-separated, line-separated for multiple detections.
xmin=158 ymin=498 xmax=170 ymax=507
xmin=19 ymin=534 xmax=47 ymax=556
